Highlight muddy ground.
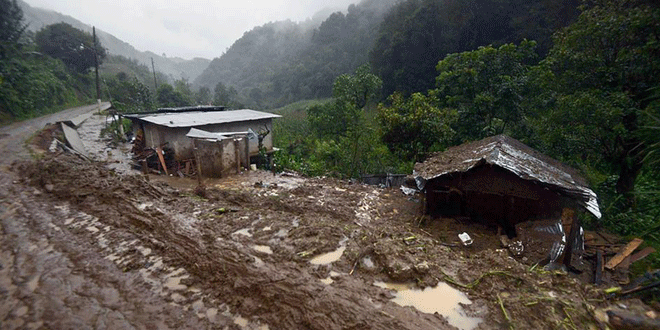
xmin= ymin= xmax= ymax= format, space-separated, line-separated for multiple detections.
xmin=1 ymin=108 xmax=658 ymax=329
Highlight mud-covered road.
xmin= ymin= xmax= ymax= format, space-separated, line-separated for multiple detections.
xmin=1 ymin=104 xmax=213 ymax=329
xmin=0 ymin=105 xmax=646 ymax=329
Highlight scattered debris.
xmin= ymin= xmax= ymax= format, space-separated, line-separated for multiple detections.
xmin=459 ymin=232 xmax=473 ymax=246
xmin=606 ymin=238 xmax=644 ymax=270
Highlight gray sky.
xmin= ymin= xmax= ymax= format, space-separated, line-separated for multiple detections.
xmin=23 ymin=0 xmax=357 ymax=60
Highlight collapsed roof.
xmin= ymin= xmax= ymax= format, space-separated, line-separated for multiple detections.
xmin=414 ymin=135 xmax=601 ymax=218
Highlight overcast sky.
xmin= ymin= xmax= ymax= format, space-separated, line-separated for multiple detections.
xmin=23 ymin=0 xmax=358 ymax=60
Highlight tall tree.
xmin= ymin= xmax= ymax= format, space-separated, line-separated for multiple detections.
xmin=195 ymin=86 xmax=212 ymax=105
xmin=378 ymin=91 xmax=456 ymax=161
xmin=107 ymin=75 xmax=153 ymax=113
xmin=435 ymin=40 xmax=537 ymax=141
xmin=34 ymin=23 xmax=106 ymax=73
xmin=308 ymin=64 xmax=382 ymax=138
xmin=532 ymin=0 xmax=660 ymax=200
xmin=156 ymin=83 xmax=190 ymax=108
xmin=307 ymin=64 xmax=383 ymax=176
xmin=0 ymin=0 xmax=26 ymax=60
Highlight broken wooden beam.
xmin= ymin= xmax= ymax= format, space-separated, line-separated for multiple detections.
xmin=629 ymin=247 xmax=657 ymax=264
xmin=595 ymin=250 xmax=603 ymax=285
xmin=605 ymin=238 xmax=643 ymax=270
xmin=156 ymin=147 xmax=168 ymax=176
xmin=563 ymin=208 xmax=580 ymax=269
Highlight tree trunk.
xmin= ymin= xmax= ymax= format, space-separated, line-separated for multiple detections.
xmin=615 ymin=138 xmax=644 ymax=207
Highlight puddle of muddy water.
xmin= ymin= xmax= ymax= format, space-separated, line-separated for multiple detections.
xmin=252 ymin=245 xmax=273 ymax=254
xmin=320 ymin=271 xmax=342 ymax=285
xmin=232 ymin=228 xmax=252 ymax=237
xmin=374 ymin=281 xmax=482 ymax=330
xmin=310 ymin=238 xmax=348 ymax=265
xmin=163 ymin=268 xmax=189 ymax=291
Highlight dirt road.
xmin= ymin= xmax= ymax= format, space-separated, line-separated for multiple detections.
xmin=0 ymin=104 xmax=631 ymax=329
xmin=1 ymin=105 xmax=212 ymax=329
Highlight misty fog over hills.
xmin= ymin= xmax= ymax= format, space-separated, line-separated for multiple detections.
xmin=194 ymin=0 xmax=399 ymax=108
xmin=18 ymin=0 xmax=210 ymax=82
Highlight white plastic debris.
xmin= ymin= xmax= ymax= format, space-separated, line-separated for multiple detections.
xmin=400 ymin=186 xmax=418 ymax=196
xmin=458 ymin=232 xmax=473 ymax=246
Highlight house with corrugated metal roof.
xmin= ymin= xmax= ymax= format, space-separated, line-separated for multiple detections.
xmin=414 ymin=135 xmax=601 ymax=266
xmin=124 ymin=106 xmax=280 ymax=177
xmin=125 ymin=107 xmax=280 ymax=160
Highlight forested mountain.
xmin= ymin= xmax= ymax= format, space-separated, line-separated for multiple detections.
xmin=18 ymin=0 xmax=210 ymax=82
xmin=370 ymin=0 xmax=581 ymax=96
xmin=194 ymin=0 xmax=398 ymax=108
xmin=195 ymin=0 xmax=581 ymax=108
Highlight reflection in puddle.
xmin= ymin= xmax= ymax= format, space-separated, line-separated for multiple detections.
xmin=310 ymin=238 xmax=347 ymax=265
xmin=374 ymin=281 xmax=482 ymax=330
xmin=252 ymin=245 xmax=273 ymax=254
xmin=233 ymin=228 xmax=252 ymax=237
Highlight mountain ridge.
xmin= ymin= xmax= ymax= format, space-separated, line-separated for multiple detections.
xmin=18 ymin=0 xmax=210 ymax=82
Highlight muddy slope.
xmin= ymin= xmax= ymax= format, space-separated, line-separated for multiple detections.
xmin=10 ymin=152 xmax=622 ymax=329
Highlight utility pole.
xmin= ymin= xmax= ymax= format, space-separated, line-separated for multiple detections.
xmin=151 ymin=57 xmax=158 ymax=91
xmin=93 ymin=26 xmax=100 ymax=101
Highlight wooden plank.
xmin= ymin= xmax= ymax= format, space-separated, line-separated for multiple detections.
xmin=605 ymin=238 xmax=643 ymax=270
xmin=629 ymin=247 xmax=656 ymax=264
xmin=156 ymin=147 xmax=168 ymax=176
xmin=563 ymin=208 xmax=579 ymax=268
xmin=594 ymin=250 xmax=603 ymax=285
xmin=618 ymin=255 xmax=632 ymax=271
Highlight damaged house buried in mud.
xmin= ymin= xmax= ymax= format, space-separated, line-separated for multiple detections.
xmin=414 ymin=135 xmax=601 ymax=269
xmin=124 ymin=106 xmax=281 ymax=178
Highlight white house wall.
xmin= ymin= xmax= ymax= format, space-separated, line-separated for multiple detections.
xmin=141 ymin=118 xmax=274 ymax=161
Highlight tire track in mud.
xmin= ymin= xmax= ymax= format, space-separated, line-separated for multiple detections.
xmin=0 ymin=174 xmax=212 ymax=329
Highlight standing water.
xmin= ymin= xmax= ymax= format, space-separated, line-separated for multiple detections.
xmin=309 ymin=238 xmax=348 ymax=265
xmin=374 ymin=281 xmax=482 ymax=330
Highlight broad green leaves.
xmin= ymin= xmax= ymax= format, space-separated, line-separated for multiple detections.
xmin=536 ymin=0 xmax=660 ymax=196
xmin=435 ymin=40 xmax=537 ymax=141
xmin=378 ymin=92 xmax=456 ymax=161
xmin=308 ymin=64 xmax=382 ymax=138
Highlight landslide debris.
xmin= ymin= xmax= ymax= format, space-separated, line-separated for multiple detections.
xmin=16 ymin=153 xmax=646 ymax=329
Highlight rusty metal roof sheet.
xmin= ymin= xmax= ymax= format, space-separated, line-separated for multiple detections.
xmin=124 ymin=109 xmax=281 ymax=128
xmin=414 ymin=135 xmax=601 ymax=218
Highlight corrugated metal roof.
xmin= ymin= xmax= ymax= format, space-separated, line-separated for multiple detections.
xmin=124 ymin=109 xmax=281 ymax=128
xmin=414 ymin=135 xmax=601 ymax=218
xmin=186 ymin=128 xmax=249 ymax=141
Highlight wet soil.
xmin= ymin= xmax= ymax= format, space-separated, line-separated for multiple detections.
xmin=2 ymin=105 xmax=658 ymax=329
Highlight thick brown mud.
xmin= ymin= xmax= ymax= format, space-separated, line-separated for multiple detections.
xmin=3 ymin=106 xmax=658 ymax=329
